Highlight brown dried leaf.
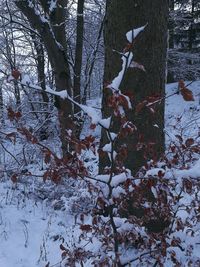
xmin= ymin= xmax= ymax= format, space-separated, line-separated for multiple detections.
xmin=12 ymin=69 xmax=21 ymax=80
xmin=6 ymin=132 xmax=16 ymax=144
xmin=179 ymin=80 xmax=194 ymax=101
xmin=60 ymin=244 xmax=67 ymax=251
xmin=185 ymin=138 xmax=194 ymax=147
xmin=11 ymin=174 xmax=18 ymax=183
xmin=135 ymin=100 xmax=147 ymax=114
xmin=80 ymin=224 xmax=92 ymax=232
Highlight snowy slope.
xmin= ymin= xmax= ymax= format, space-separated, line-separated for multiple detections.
xmin=0 ymin=180 xmax=73 ymax=267
xmin=0 ymin=81 xmax=200 ymax=267
xmin=165 ymin=81 xmax=200 ymax=143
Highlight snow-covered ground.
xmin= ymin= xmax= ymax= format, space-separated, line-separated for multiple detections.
xmin=0 ymin=184 xmax=61 ymax=267
xmin=0 ymin=81 xmax=200 ymax=266
xmin=165 ymin=80 xmax=200 ymax=142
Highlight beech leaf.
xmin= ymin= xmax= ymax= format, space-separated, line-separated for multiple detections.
xmin=179 ymin=80 xmax=194 ymax=101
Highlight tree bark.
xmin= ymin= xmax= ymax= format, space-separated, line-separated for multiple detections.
xmin=100 ymin=0 xmax=168 ymax=174
xmin=73 ymin=0 xmax=84 ymax=114
xmin=188 ymin=0 xmax=195 ymax=50
xmin=169 ymin=0 xmax=175 ymax=49
xmin=167 ymin=0 xmax=175 ymax=83
xmin=0 ymin=81 xmax=4 ymax=124
xmin=31 ymin=34 xmax=49 ymax=103
xmin=14 ymin=81 xmax=21 ymax=110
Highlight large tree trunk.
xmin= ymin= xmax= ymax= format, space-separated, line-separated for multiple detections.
xmin=100 ymin=0 xmax=168 ymax=174
xmin=15 ymin=0 xmax=74 ymax=155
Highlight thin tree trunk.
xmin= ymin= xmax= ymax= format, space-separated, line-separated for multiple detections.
xmin=188 ymin=0 xmax=195 ymax=50
xmin=14 ymin=81 xmax=21 ymax=111
xmin=73 ymin=0 xmax=84 ymax=113
xmin=3 ymin=25 xmax=22 ymax=111
xmin=169 ymin=0 xmax=175 ymax=49
xmin=0 ymin=82 xmax=4 ymax=124
xmin=32 ymin=34 xmax=49 ymax=103
xmin=167 ymin=0 xmax=175 ymax=83
xmin=82 ymin=16 xmax=104 ymax=104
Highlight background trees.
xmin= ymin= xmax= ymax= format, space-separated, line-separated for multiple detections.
xmin=168 ymin=0 xmax=200 ymax=82
xmin=0 ymin=0 xmax=105 ymax=154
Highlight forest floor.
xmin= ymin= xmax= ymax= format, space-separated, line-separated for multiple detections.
xmin=0 ymin=81 xmax=200 ymax=267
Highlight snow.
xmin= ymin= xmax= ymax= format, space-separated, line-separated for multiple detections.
xmin=112 ymin=186 xmax=126 ymax=198
xmin=176 ymin=209 xmax=189 ymax=223
xmin=107 ymin=25 xmax=147 ymax=107
xmin=126 ymin=24 xmax=147 ymax=43
xmin=49 ymin=0 xmax=57 ymax=13
xmin=99 ymin=117 xmax=111 ymax=129
xmin=165 ymin=158 xmax=200 ymax=181
xmin=95 ymin=174 xmax=110 ymax=184
xmin=95 ymin=171 xmax=131 ymax=188
xmin=151 ymin=186 xmax=158 ymax=198
xmin=122 ymin=93 xmax=132 ymax=109
xmin=109 ymin=52 xmax=133 ymax=90
xmin=2 ymin=25 xmax=200 ymax=265
xmin=0 ymin=181 xmax=67 ymax=267
xmin=80 ymin=99 xmax=102 ymax=139
xmin=109 ymin=132 xmax=117 ymax=141
xmin=102 ymin=142 xmax=118 ymax=162
xmin=1 ymin=79 xmax=200 ymax=266
xmin=145 ymin=168 xmax=165 ymax=177
xmin=80 ymin=104 xmax=101 ymax=125
xmin=129 ymin=60 xmax=146 ymax=72
xmin=21 ymin=74 xmax=31 ymax=85
xmin=110 ymin=171 xmax=131 ymax=187
xmin=46 ymin=87 xmax=68 ymax=99
xmin=7 ymin=75 xmax=15 ymax=82
xmin=102 ymin=143 xmax=112 ymax=153
xmin=165 ymin=80 xmax=200 ymax=141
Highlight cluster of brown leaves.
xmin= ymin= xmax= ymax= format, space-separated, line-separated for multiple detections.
xmin=7 ymin=107 xmax=22 ymax=121
xmin=107 ymin=92 xmax=131 ymax=116
xmin=178 ymin=80 xmax=194 ymax=101
xmin=135 ymin=94 xmax=162 ymax=114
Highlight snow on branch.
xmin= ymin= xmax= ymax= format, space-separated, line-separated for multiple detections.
xmin=19 ymin=75 xmax=103 ymax=127
xmin=109 ymin=52 xmax=133 ymax=91
xmin=108 ymin=24 xmax=147 ymax=110
xmin=99 ymin=117 xmax=112 ymax=129
xmin=49 ymin=0 xmax=57 ymax=13
xmin=46 ymin=87 xmax=68 ymax=99
xmin=79 ymin=104 xmax=101 ymax=125
xmin=166 ymin=158 xmax=200 ymax=181
xmin=126 ymin=24 xmax=147 ymax=43
xmin=145 ymin=158 xmax=200 ymax=182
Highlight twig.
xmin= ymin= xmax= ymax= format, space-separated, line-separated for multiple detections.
xmin=0 ymin=142 xmax=20 ymax=165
